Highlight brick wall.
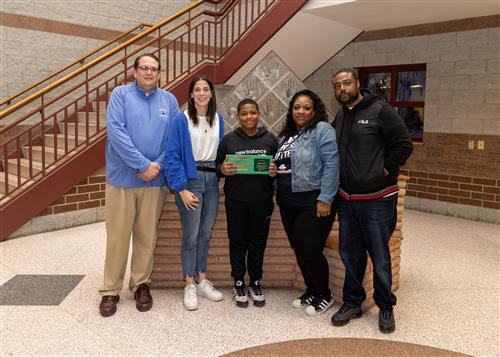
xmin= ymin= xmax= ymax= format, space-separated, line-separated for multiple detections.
xmin=402 ymin=168 xmax=499 ymax=210
xmin=402 ymin=132 xmax=500 ymax=216
xmin=37 ymin=167 xmax=106 ymax=217
xmin=305 ymin=18 xmax=500 ymax=222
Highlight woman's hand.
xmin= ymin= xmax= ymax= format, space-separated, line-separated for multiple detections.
xmin=268 ymin=162 xmax=277 ymax=177
xmin=179 ymin=189 xmax=199 ymax=211
xmin=316 ymin=201 xmax=331 ymax=218
xmin=221 ymin=159 xmax=237 ymax=176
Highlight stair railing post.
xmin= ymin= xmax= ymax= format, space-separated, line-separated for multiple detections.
xmin=15 ymin=136 xmax=20 ymax=188
xmin=2 ymin=142 xmax=7 ymax=195
xmin=85 ymin=70 xmax=90 ymax=145
xmin=40 ymin=96 xmax=46 ymax=174
xmin=28 ymin=129 xmax=33 ymax=178
xmin=188 ymin=9 xmax=191 ymax=75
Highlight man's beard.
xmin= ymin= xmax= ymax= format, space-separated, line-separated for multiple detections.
xmin=337 ymin=90 xmax=360 ymax=106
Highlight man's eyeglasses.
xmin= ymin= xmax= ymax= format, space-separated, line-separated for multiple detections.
xmin=333 ymin=80 xmax=354 ymax=90
xmin=137 ymin=66 xmax=159 ymax=73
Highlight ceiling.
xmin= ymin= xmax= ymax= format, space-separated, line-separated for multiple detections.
xmin=302 ymin=0 xmax=500 ymax=31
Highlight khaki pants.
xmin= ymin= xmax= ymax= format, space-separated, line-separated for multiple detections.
xmin=99 ymin=184 xmax=166 ymax=296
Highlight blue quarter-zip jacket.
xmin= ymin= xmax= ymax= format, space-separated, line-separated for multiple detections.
xmin=164 ymin=111 xmax=224 ymax=192
xmin=105 ymin=81 xmax=180 ymax=188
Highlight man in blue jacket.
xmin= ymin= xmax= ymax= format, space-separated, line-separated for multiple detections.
xmin=98 ymin=53 xmax=179 ymax=317
xmin=330 ymin=68 xmax=413 ymax=333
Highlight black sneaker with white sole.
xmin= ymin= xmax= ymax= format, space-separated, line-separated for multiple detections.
xmin=305 ymin=295 xmax=334 ymax=316
xmin=248 ymin=280 xmax=265 ymax=307
xmin=292 ymin=291 xmax=314 ymax=308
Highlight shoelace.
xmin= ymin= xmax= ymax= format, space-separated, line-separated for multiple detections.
xmin=250 ymin=285 xmax=262 ymax=295
xmin=203 ymin=280 xmax=216 ymax=292
xmin=234 ymin=286 xmax=246 ymax=296
xmin=186 ymin=286 xmax=196 ymax=298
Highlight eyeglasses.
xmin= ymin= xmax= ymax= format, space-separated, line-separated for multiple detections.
xmin=137 ymin=66 xmax=159 ymax=73
xmin=333 ymin=80 xmax=354 ymax=90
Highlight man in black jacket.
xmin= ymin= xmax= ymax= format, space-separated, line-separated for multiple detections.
xmin=330 ymin=68 xmax=413 ymax=333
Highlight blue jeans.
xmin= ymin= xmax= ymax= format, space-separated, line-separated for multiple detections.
xmin=175 ymin=161 xmax=219 ymax=279
xmin=338 ymin=195 xmax=398 ymax=309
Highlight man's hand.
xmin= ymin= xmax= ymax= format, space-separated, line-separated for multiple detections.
xmin=137 ymin=162 xmax=161 ymax=181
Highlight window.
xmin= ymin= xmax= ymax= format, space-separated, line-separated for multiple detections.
xmin=358 ymin=64 xmax=426 ymax=142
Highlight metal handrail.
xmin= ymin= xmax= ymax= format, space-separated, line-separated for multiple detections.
xmin=0 ymin=23 xmax=153 ymax=107
xmin=0 ymin=0 xmax=206 ymax=119
xmin=0 ymin=0 xmax=282 ymax=199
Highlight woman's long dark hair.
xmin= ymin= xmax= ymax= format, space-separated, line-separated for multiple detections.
xmin=279 ymin=89 xmax=328 ymax=139
xmin=187 ymin=75 xmax=217 ymax=126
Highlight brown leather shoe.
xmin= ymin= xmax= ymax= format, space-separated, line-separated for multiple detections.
xmin=134 ymin=283 xmax=153 ymax=312
xmin=99 ymin=295 xmax=119 ymax=317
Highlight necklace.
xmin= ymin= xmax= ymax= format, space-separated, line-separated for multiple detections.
xmin=197 ymin=115 xmax=209 ymax=133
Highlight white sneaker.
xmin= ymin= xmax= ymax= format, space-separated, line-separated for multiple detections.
xmin=183 ymin=284 xmax=198 ymax=311
xmin=248 ymin=280 xmax=266 ymax=307
xmin=196 ymin=279 xmax=223 ymax=302
xmin=233 ymin=280 xmax=249 ymax=308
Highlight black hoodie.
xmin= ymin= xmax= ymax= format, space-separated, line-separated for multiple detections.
xmin=333 ymin=89 xmax=413 ymax=200
xmin=216 ymin=126 xmax=278 ymax=202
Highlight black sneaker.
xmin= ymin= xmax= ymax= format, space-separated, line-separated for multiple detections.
xmin=292 ymin=291 xmax=314 ymax=308
xmin=305 ymin=295 xmax=334 ymax=316
xmin=378 ymin=308 xmax=395 ymax=333
xmin=248 ymin=280 xmax=266 ymax=307
xmin=331 ymin=304 xmax=363 ymax=326
xmin=232 ymin=280 xmax=249 ymax=308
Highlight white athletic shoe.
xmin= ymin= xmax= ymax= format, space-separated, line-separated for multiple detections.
xmin=196 ymin=279 xmax=223 ymax=301
xmin=183 ymin=284 xmax=198 ymax=311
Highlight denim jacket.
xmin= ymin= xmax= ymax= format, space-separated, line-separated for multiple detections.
xmin=280 ymin=121 xmax=339 ymax=205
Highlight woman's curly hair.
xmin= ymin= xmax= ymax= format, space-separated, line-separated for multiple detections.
xmin=279 ymin=89 xmax=328 ymax=139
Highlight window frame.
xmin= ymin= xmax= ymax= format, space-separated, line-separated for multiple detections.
xmin=358 ymin=63 xmax=426 ymax=143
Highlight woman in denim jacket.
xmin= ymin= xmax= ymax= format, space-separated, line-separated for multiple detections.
xmin=275 ymin=89 xmax=339 ymax=317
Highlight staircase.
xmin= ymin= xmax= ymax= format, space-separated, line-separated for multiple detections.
xmin=0 ymin=0 xmax=308 ymax=240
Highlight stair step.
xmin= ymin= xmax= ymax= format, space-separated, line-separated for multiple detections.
xmin=77 ymin=112 xmax=106 ymax=125
xmin=44 ymin=134 xmax=88 ymax=149
xmin=22 ymin=146 xmax=67 ymax=163
xmin=0 ymin=173 xmax=27 ymax=194
xmin=6 ymin=159 xmax=43 ymax=178
xmin=59 ymin=122 xmax=99 ymax=136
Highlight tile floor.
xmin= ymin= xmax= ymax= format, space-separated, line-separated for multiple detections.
xmin=0 ymin=209 xmax=498 ymax=356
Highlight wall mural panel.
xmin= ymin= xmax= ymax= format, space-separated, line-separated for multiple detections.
xmin=219 ymin=51 xmax=307 ymax=137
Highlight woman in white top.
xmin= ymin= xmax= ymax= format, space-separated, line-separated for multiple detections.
xmin=164 ymin=75 xmax=224 ymax=311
